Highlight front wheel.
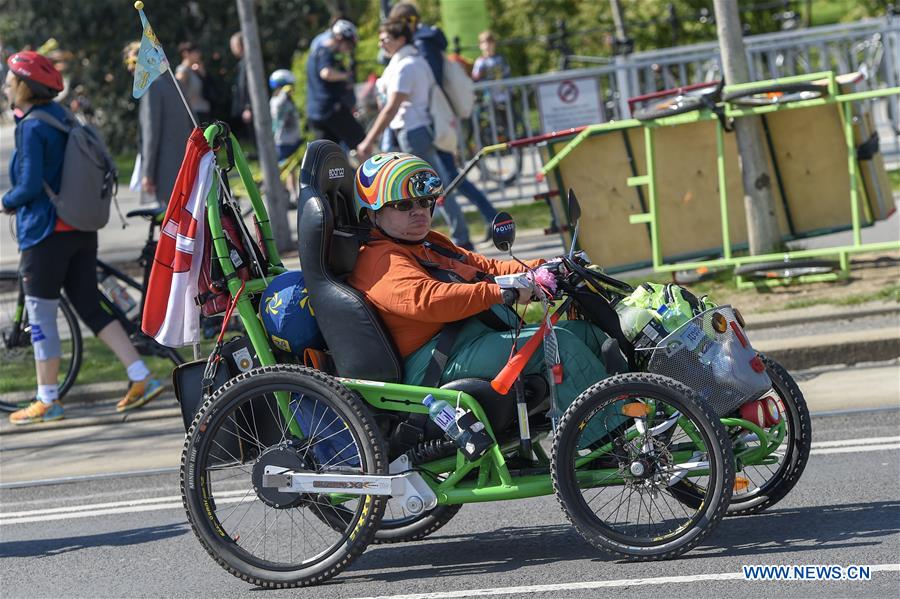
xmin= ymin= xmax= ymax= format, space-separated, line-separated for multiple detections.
xmin=551 ymin=372 xmax=734 ymax=560
xmin=181 ymin=365 xmax=387 ymax=588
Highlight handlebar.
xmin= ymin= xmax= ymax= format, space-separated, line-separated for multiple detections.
xmin=490 ymin=253 xmax=633 ymax=394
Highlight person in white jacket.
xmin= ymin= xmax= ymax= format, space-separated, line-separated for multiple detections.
xmin=355 ymin=18 xmax=473 ymax=250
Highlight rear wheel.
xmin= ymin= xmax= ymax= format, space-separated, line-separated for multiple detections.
xmin=372 ymin=504 xmax=462 ymax=543
xmin=668 ymin=355 xmax=811 ymax=516
xmin=552 ymin=373 xmax=733 ymax=560
xmin=315 ymin=500 xmax=462 ymax=544
xmin=181 ymin=365 xmax=387 ymax=588
xmin=0 ymin=272 xmax=82 ymax=412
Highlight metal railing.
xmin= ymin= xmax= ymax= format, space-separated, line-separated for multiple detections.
xmin=464 ymin=17 xmax=900 ymax=205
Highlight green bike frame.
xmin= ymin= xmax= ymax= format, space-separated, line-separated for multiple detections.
xmin=200 ymin=123 xmax=781 ymax=505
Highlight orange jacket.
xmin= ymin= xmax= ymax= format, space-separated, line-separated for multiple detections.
xmin=348 ymin=229 xmax=543 ymax=357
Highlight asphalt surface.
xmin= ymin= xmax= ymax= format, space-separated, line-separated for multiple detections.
xmin=2 ymin=403 xmax=899 ymax=599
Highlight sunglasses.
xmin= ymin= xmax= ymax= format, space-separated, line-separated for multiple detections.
xmin=386 ymin=197 xmax=436 ymax=212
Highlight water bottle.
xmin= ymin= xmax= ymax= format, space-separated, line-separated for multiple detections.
xmin=657 ymin=304 xmax=685 ymax=333
xmin=423 ymin=394 xmax=462 ymax=439
xmin=101 ymin=275 xmax=137 ymax=315
xmin=422 ymin=395 xmax=492 ymax=460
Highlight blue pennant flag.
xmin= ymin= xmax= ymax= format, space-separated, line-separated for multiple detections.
xmin=132 ymin=1 xmax=169 ymax=99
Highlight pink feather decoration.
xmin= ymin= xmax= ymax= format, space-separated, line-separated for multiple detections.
xmin=529 ymin=267 xmax=558 ymax=296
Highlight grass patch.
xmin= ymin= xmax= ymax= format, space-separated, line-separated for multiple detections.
xmin=433 ymin=201 xmax=554 ymax=239
xmin=114 ymin=152 xmax=136 ymax=184
xmin=889 ymin=168 xmax=899 ymax=193
xmin=0 ymin=336 xmax=211 ymax=394
xmin=782 ymin=283 xmax=900 ymax=310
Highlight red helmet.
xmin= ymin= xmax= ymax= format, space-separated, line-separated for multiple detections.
xmin=7 ymin=51 xmax=64 ymax=98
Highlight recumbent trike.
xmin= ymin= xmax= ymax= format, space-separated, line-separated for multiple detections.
xmin=175 ymin=128 xmax=811 ymax=589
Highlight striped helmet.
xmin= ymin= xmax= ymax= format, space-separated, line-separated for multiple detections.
xmin=354 ymin=153 xmax=442 ymax=212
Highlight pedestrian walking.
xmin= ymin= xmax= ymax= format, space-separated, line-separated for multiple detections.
xmin=2 ymin=51 xmax=163 ymax=425
xmin=229 ymin=32 xmax=253 ymax=141
xmin=388 ymin=2 xmax=497 ymax=242
xmin=269 ymin=68 xmax=302 ymax=202
xmin=305 ymin=19 xmax=365 ymax=150
xmin=124 ymin=41 xmax=192 ymax=207
xmin=356 ymin=18 xmax=473 ymax=249
xmin=176 ymin=41 xmax=211 ymax=123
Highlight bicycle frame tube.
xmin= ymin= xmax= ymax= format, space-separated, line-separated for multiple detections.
xmin=201 ymin=124 xmax=294 ymax=430
xmin=96 ymin=260 xmax=144 ymax=293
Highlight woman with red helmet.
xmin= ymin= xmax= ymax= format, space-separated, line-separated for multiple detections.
xmin=3 ymin=51 xmax=162 ymax=425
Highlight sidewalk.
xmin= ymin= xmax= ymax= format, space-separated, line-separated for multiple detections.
xmin=1 ymin=300 xmax=897 ymax=436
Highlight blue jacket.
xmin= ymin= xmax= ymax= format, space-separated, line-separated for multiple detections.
xmin=2 ymin=102 xmax=67 ymax=250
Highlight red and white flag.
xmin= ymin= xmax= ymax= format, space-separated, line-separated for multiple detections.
xmin=142 ymin=128 xmax=215 ymax=347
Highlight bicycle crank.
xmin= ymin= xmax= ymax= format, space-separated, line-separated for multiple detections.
xmin=261 ymin=455 xmax=437 ymax=515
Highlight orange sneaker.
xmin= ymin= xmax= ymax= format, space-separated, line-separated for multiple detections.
xmin=116 ymin=377 xmax=164 ymax=413
xmin=10 ymin=400 xmax=65 ymax=425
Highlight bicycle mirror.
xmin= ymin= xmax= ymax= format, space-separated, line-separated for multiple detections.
xmin=491 ymin=211 xmax=516 ymax=253
xmin=567 ymin=188 xmax=581 ymax=224
xmin=567 ymin=189 xmax=581 ymax=258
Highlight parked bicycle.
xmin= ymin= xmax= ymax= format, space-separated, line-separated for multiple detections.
xmin=460 ymin=93 xmax=527 ymax=186
xmin=0 ymin=208 xmax=185 ymax=412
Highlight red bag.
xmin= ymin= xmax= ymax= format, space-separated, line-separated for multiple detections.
xmin=196 ymin=202 xmax=267 ymax=316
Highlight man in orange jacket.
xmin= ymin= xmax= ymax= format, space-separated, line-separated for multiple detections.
xmin=348 ymin=153 xmax=612 ymax=406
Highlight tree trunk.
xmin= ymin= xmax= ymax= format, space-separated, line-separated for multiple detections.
xmin=713 ymin=0 xmax=781 ymax=255
xmin=235 ymin=0 xmax=292 ymax=253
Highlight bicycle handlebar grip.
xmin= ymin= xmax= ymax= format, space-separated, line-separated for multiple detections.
xmin=500 ymin=288 xmax=519 ymax=306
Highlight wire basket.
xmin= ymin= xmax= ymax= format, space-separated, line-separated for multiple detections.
xmin=643 ymin=306 xmax=772 ymax=417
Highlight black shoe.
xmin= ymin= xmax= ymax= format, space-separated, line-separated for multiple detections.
xmin=458 ymin=242 xmax=475 ymax=251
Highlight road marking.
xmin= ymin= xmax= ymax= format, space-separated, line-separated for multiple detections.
xmin=0 ymin=466 xmax=179 ymax=490
xmin=350 ymin=565 xmax=900 ymax=599
xmin=810 ymin=435 xmax=900 ymax=448
xmin=0 ymin=489 xmax=247 ymax=526
xmin=2 ymin=438 xmax=897 ymax=525
xmin=811 ymin=443 xmax=900 ymax=455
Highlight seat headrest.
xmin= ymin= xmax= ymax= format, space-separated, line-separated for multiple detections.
xmin=300 ymin=140 xmax=358 ymax=230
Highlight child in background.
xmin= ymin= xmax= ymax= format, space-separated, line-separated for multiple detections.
xmin=268 ymin=69 xmax=303 ymax=202
xmin=472 ymin=30 xmax=510 ymax=103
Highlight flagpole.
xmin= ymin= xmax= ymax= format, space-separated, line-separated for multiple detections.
xmin=134 ymin=0 xmax=234 ymax=360
xmin=165 ymin=67 xmax=199 ymax=129
xmin=149 ymin=16 xmax=265 ymax=283
xmin=133 ymin=2 xmax=199 ymax=130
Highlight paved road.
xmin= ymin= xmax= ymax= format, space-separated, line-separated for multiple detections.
xmin=2 ymin=375 xmax=898 ymax=598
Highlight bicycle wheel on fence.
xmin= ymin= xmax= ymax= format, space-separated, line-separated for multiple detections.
xmin=181 ymin=364 xmax=387 ymax=588
xmin=633 ymin=85 xmax=721 ymax=121
xmin=723 ymin=82 xmax=825 ymax=106
xmin=667 ymin=355 xmax=812 ymax=517
xmin=734 ymin=259 xmax=839 ymax=281
xmin=475 ymin=105 xmax=525 ymax=186
xmin=551 ymin=372 xmax=734 ymax=560
xmin=0 ymin=272 xmax=82 ymax=412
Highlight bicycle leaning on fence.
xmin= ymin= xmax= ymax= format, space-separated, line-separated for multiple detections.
xmin=0 ymin=207 xmax=186 ymax=412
